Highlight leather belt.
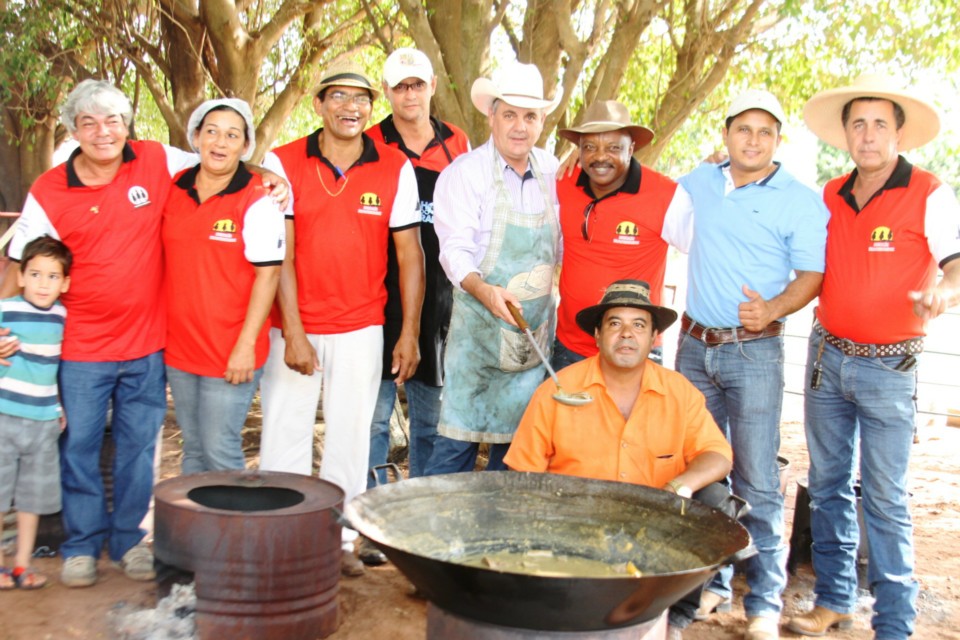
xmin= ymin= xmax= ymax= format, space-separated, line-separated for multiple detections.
xmin=813 ymin=320 xmax=923 ymax=357
xmin=681 ymin=313 xmax=784 ymax=346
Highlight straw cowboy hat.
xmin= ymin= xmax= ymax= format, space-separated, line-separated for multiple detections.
xmin=576 ymin=279 xmax=678 ymax=335
xmin=558 ymin=100 xmax=655 ymax=149
xmin=471 ymin=61 xmax=562 ymax=115
xmin=315 ymin=60 xmax=381 ymax=100
xmin=803 ymin=74 xmax=940 ymax=151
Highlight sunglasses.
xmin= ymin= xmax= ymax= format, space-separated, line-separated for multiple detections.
xmin=581 ymin=201 xmax=598 ymax=242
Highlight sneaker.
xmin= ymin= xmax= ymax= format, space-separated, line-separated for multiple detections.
xmin=117 ymin=544 xmax=156 ymax=581
xmin=61 ymin=556 xmax=97 ymax=588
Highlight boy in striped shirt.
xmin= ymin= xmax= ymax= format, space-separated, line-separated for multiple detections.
xmin=0 ymin=236 xmax=71 ymax=590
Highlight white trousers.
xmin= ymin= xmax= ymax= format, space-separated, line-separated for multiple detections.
xmin=259 ymin=325 xmax=382 ymax=548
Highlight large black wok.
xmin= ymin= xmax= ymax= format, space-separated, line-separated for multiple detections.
xmin=344 ymin=471 xmax=753 ymax=631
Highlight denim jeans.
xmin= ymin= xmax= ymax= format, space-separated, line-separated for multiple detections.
xmin=368 ymin=379 xmax=442 ymax=487
xmin=676 ymin=332 xmax=786 ymax=618
xmin=167 ymin=366 xmax=263 ymax=474
xmin=58 ymin=352 xmax=167 ymax=561
xmin=668 ymin=482 xmax=740 ymax=629
xmin=804 ymin=334 xmax=919 ymax=639
xmin=422 ymin=436 xmax=510 ymax=475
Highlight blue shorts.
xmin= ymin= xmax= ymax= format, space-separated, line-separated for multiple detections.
xmin=0 ymin=415 xmax=62 ymax=514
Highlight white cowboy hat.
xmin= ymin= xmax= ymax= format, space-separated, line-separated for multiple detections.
xmin=802 ymin=74 xmax=940 ymax=151
xmin=470 ymin=61 xmax=562 ymax=115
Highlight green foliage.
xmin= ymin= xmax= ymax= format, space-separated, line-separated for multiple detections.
xmin=614 ymin=0 xmax=960 ymax=178
xmin=0 ymin=1 xmax=91 ymax=137
xmin=2 ymin=0 xmax=959 ymax=182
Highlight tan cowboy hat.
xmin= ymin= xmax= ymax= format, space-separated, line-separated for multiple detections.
xmin=471 ymin=61 xmax=562 ymax=115
xmin=558 ymin=100 xmax=654 ymax=149
xmin=315 ymin=60 xmax=381 ymax=100
xmin=576 ymin=279 xmax=678 ymax=335
xmin=802 ymin=74 xmax=940 ymax=151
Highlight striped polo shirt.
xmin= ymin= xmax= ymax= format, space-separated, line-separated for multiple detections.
xmin=0 ymin=295 xmax=66 ymax=421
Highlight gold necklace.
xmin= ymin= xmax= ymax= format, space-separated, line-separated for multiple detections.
xmin=315 ymin=162 xmax=349 ymax=197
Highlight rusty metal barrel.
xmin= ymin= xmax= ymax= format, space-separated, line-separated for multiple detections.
xmin=154 ymin=470 xmax=343 ymax=639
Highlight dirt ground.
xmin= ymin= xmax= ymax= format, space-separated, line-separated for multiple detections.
xmin=3 ymin=404 xmax=960 ymax=639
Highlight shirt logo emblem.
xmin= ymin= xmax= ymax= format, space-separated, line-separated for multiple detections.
xmin=358 ymin=192 xmax=383 ymax=216
xmin=209 ymin=218 xmax=238 ymax=243
xmin=612 ymin=220 xmax=640 ymax=245
xmin=420 ymin=201 xmax=433 ymax=224
xmin=128 ymin=186 xmax=151 ymax=208
xmin=868 ymin=225 xmax=894 ymax=253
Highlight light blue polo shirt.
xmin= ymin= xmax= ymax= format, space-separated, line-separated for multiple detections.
xmin=678 ymin=161 xmax=828 ymax=328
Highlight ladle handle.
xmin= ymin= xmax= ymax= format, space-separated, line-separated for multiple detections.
xmin=505 ymin=301 xmax=530 ymax=331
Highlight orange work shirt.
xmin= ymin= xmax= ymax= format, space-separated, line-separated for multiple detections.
xmin=504 ymin=356 xmax=732 ymax=488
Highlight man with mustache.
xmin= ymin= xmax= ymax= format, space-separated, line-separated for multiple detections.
xmin=675 ymin=90 xmax=828 ymax=640
xmin=553 ymin=101 xmax=694 ymax=371
xmin=425 ymin=61 xmax=560 ymax=474
xmin=505 ymin=279 xmax=734 ymax=635
xmin=788 ymin=76 xmax=960 ymax=640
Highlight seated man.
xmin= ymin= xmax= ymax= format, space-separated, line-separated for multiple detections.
xmin=504 ymin=279 xmax=734 ymax=639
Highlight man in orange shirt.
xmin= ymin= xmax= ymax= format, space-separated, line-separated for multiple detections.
xmin=505 ymin=279 xmax=733 ymax=638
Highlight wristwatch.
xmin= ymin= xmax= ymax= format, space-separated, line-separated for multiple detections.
xmin=665 ymin=479 xmax=693 ymax=499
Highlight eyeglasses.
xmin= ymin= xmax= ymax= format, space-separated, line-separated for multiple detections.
xmin=326 ymin=91 xmax=372 ymax=106
xmin=391 ymin=80 xmax=428 ymax=93
xmin=581 ymin=201 xmax=598 ymax=242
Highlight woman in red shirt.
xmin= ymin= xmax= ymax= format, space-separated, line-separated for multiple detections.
xmin=162 ymin=99 xmax=285 ymax=473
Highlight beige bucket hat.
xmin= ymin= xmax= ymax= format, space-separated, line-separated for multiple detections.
xmin=471 ymin=61 xmax=561 ymax=115
xmin=802 ymin=74 xmax=940 ymax=151
xmin=558 ymin=100 xmax=654 ymax=149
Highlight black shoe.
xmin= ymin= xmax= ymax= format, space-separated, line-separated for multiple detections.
xmin=357 ymin=538 xmax=388 ymax=566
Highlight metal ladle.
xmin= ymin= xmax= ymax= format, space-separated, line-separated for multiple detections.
xmin=506 ymin=302 xmax=593 ymax=407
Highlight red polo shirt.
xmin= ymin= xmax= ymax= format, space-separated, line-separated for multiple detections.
xmin=818 ymin=157 xmax=960 ymax=343
xmin=163 ymin=164 xmax=285 ymax=377
xmin=10 ymin=141 xmax=194 ymax=361
xmin=557 ymin=162 xmax=688 ymax=357
xmin=266 ymin=131 xmax=419 ymax=334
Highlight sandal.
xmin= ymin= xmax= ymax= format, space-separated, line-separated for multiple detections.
xmin=14 ymin=567 xmax=47 ymax=590
xmin=0 ymin=567 xmax=14 ymax=590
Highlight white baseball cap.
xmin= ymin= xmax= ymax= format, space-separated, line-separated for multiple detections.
xmin=727 ymin=89 xmax=786 ymax=125
xmin=383 ymin=48 xmax=434 ymax=88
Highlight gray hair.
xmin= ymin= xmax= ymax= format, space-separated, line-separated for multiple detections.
xmin=61 ymin=79 xmax=133 ymax=133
